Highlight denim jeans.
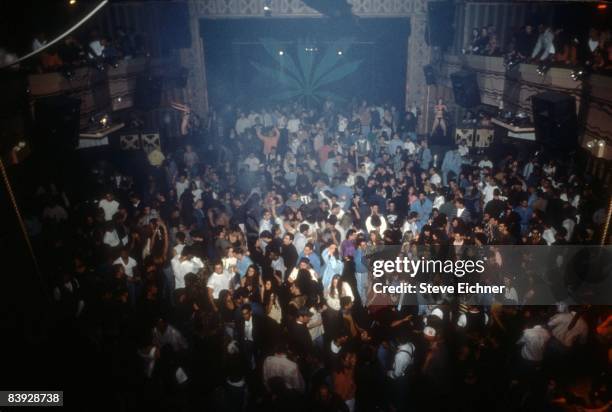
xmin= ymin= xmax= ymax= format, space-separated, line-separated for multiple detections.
xmin=355 ymin=272 xmax=368 ymax=305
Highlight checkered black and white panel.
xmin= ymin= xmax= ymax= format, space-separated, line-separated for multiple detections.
xmin=120 ymin=134 xmax=140 ymax=150
xmin=475 ymin=128 xmax=494 ymax=148
xmin=141 ymin=133 xmax=161 ymax=152
xmin=455 ymin=128 xmax=474 ymax=147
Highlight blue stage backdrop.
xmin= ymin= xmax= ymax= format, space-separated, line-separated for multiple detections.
xmin=200 ymin=18 xmax=410 ymax=109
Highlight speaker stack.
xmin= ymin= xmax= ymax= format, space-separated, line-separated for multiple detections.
xmin=531 ymin=92 xmax=577 ymax=151
xmin=450 ymin=71 xmax=481 ymax=108
xmin=34 ymin=96 xmax=82 ymax=151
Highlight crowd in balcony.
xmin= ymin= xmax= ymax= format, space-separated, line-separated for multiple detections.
xmin=467 ymin=23 xmax=612 ymax=73
xmin=21 ymin=27 xmax=145 ymax=73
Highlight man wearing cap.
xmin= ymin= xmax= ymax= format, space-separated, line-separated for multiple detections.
xmin=387 ymin=333 xmax=415 ymax=411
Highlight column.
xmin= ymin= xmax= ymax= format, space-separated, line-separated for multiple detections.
xmin=405 ymin=10 xmax=431 ymax=134
xmin=179 ymin=0 xmax=209 ymax=117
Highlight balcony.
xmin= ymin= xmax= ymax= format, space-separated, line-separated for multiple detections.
xmin=439 ymin=54 xmax=612 ymax=161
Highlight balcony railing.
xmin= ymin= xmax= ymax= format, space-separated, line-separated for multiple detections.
xmin=440 ymin=54 xmax=612 ymax=160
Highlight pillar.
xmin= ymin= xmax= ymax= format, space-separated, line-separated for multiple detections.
xmin=180 ymin=0 xmax=209 ymax=118
xmin=405 ymin=2 xmax=431 ymax=134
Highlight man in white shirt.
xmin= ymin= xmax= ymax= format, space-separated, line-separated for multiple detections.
xmin=548 ymin=310 xmax=588 ymax=350
xmin=387 ymin=334 xmax=415 ymax=411
xmin=243 ymin=153 xmax=261 ymax=172
xmin=478 ymin=156 xmax=493 ymax=169
xmin=542 ymin=223 xmax=557 ymax=245
xmin=287 ymin=115 xmax=300 ymax=134
xmin=293 ymin=224 xmax=309 ymax=256
xmin=113 ymin=249 xmax=138 ymax=279
xmin=517 ymin=324 xmax=550 ymax=362
xmin=482 ymin=177 xmax=500 ymax=204
xmin=429 ymin=168 xmax=442 ymax=186
xmin=337 ymin=114 xmax=348 ymax=134
xmin=99 ymin=193 xmax=119 ymax=221
xmin=387 ymin=336 xmax=415 ymax=379
xmin=402 ymin=212 xmax=420 ymax=238
xmin=175 ymin=175 xmax=189 ymax=200
xmin=174 ymin=248 xmax=204 ymax=290
xmin=207 ymin=262 xmax=233 ymax=311
xmin=153 ymin=318 xmax=188 ymax=353
xmin=365 ymin=205 xmax=388 ymax=236
xmin=262 ymin=343 xmax=305 ymax=393
xmin=235 ymin=112 xmax=251 ymax=135
xmin=404 ymin=139 xmax=417 ymax=155
xmin=103 ymin=224 xmax=121 ymax=248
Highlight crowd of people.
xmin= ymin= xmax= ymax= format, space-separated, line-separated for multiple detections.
xmin=25 ymin=27 xmax=145 ymax=73
xmin=23 ymin=97 xmax=611 ymax=411
xmin=467 ymin=23 xmax=612 ymax=72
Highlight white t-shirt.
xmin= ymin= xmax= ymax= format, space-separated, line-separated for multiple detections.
xmin=207 ymin=271 xmax=233 ymax=299
xmin=478 ymin=159 xmax=493 ymax=169
xmin=338 ymin=117 xmax=348 ymax=132
xmin=175 ymin=180 xmax=189 ymax=200
xmin=173 ymin=257 xmax=204 ymax=289
xmin=235 ymin=117 xmax=251 ymax=135
xmin=430 ymin=173 xmax=441 ymax=186
xmin=99 ymin=199 xmax=119 ymax=221
xmin=404 ymin=140 xmax=417 ymax=155
xmin=287 ymin=118 xmax=300 ymax=133
xmin=244 ymin=157 xmax=261 ymax=172
xmin=114 ymin=256 xmax=138 ymax=278
xmin=103 ymin=230 xmax=120 ymax=247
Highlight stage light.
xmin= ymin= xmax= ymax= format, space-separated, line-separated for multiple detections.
xmin=570 ymin=68 xmax=585 ymax=81
xmin=100 ymin=114 xmax=109 ymax=127
xmin=116 ymin=97 xmax=122 ymax=103
xmin=69 ymin=0 xmax=77 ymax=5
xmin=263 ymin=5 xmax=270 ymax=11
xmin=586 ymin=140 xmax=594 ymax=148
xmin=61 ymin=67 xmax=74 ymax=80
xmin=504 ymin=53 xmax=521 ymax=70
xmin=597 ymin=4 xmax=607 ymax=10
xmin=278 ymin=50 xmax=284 ymax=56
xmin=337 ymin=50 xmax=343 ymax=56
xmin=536 ymin=61 xmax=550 ymax=76
xmin=598 ymin=140 xmax=606 ymax=148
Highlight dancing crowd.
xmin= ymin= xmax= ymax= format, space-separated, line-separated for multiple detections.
xmin=26 ymin=98 xmax=611 ymax=411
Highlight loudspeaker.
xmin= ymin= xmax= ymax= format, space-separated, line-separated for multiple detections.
xmin=450 ymin=71 xmax=481 ymax=108
xmin=159 ymin=2 xmax=192 ymax=52
xmin=135 ymin=75 xmax=162 ymax=111
xmin=531 ymin=92 xmax=577 ymax=150
xmin=34 ymin=96 xmax=81 ymax=150
xmin=426 ymin=1 xmax=455 ymax=49
xmin=423 ymin=65 xmax=436 ymax=85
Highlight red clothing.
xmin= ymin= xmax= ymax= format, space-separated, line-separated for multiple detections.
xmin=318 ymin=145 xmax=332 ymax=164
